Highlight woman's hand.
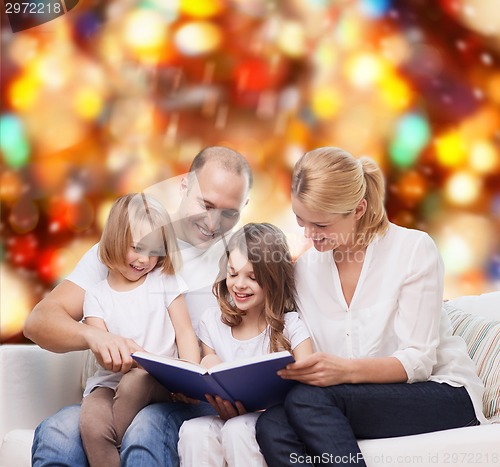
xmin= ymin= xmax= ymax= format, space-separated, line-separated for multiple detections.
xmin=278 ymin=352 xmax=352 ymax=386
xmin=205 ymin=394 xmax=246 ymax=420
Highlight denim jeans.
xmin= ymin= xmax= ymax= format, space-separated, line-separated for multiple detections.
xmin=255 ymin=382 xmax=479 ymax=467
xmin=32 ymin=401 xmax=216 ymax=467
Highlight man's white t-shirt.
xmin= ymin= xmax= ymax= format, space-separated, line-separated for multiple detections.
xmin=294 ymin=222 xmax=487 ymax=424
xmin=82 ymin=269 xmax=186 ymax=396
xmin=67 ymin=239 xmax=225 ymax=334
xmin=198 ymin=307 xmax=310 ymax=361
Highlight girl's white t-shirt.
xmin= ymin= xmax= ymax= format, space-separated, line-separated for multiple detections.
xmin=82 ymin=268 xmax=186 ymax=396
xmin=198 ymin=307 xmax=310 ymax=361
xmin=67 ymin=239 xmax=225 ymax=334
xmin=294 ymin=222 xmax=487 ymax=424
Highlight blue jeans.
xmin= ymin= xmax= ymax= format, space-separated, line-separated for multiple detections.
xmin=255 ymin=382 xmax=479 ymax=467
xmin=32 ymin=401 xmax=216 ymax=467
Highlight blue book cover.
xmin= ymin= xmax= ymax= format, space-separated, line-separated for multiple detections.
xmin=132 ymin=350 xmax=297 ymax=412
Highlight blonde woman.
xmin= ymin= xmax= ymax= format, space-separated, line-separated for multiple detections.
xmin=79 ymin=193 xmax=199 ymax=467
xmin=256 ymin=147 xmax=486 ymax=466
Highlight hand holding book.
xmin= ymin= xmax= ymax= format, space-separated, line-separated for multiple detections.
xmin=131 ymin=350 xmax=297 ymax=412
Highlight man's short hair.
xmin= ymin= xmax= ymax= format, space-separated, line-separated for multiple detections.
xmin=189 ymin=146 xmax=253 ymax=189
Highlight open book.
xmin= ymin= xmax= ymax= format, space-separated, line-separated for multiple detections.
xmin=132 ymin=350 xmax=297 ymax=412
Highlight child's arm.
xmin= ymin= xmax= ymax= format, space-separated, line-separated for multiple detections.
xmin=200 ymin=342 xmax=222 ymax=369
xmin=168 ymin=295 xmax=201 ymax=364
xmin=291 ymin=337 xmax=314 ymax=361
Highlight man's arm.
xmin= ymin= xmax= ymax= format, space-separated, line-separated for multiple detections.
xmin=23 ymin=280 xmax=90 ymax=352
xmin=24 ymin=280 xmax=142 ymax=372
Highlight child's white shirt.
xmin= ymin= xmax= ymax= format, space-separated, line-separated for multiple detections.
xmin=198 ymin=307 xmax=310 ymax=361
xmin=82 ymin=268 xmax=186 ymax=396
xmin=67 ymin=240 xmax=224 ymax=334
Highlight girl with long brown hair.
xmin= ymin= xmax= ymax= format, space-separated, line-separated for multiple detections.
xmin=178 ymin=223 xmax=313 ymax=467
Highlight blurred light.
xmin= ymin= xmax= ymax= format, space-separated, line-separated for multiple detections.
xmin=379 ymin=73 xmax=412 ymax=110
xmin=487 ymin=73 xmax=500 ymax=104
xmin=360 ymin=0 xmax=392 ymax=17
xmin=397 ymin=171 xmax=427 ymax=206
xmin=9 ymin=198 xmax=40 ymax=234
xmin=445 ymin=171 xmax=482 ymax=205
xmin=389 ymin=113 xmax=431 ymax=168
xmin=0 ymin=265 xmax=34 ymax=340
xmin=6 ymin=233 xmax=39 ymax=268
xmin=311 ymin=87 xmax=341 ymax=119
xmin=180 ymin=0 xmax=225 ymax=18
xmin=8 ymin=75 xmax=39 ymax=111
xmin=0 ymin=114 xmax=30 ymax=169
xmin=434 ymin=131 xmax=468 ymax=168
xmin=8 ymin=34 xmax=40 ymax=67
xmin=469 ymin=140 xmax=498 ymax=173
xmin=345 ymin=53 xmax=385 ymax=89
xmin=433 ymin=214 xmax=495 ymax=274
xmin=313 ymin=41 xmax=339 ymax=72
xmin=0 ymin=171 xmax=23 ymax=202
xmin=139 ymin=0 xmax=179 ymax=22
xmin=174 ymin=21 xmax=222 ymax=56
xmin=336 ymin=12 xmax=362 ymax=49
xmin=73 ymin=87 xmax=104 ymax=120
xmin=380 ymin=34 xmax=412 ymax=65
xmin=277 ymin=21 xmax=306 ymax=58
xmin=440 ymin=235 xmax=473 ymax=274
xmin=454 ymin=0 xmax=500 ymax=37
xmin=123 ymin=9 xmax=169 ymax=63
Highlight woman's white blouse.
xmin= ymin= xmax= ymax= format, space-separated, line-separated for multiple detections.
xmin=294 ymin=223 xmax=487 ymax=423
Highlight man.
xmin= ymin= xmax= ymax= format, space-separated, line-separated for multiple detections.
xmin=24 ymin=146 xmax=252 ymax=466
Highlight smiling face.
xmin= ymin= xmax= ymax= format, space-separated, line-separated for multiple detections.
xmin=225 ymin=248 xmax=265 ymax=316
xmin=114 ymin=227 xmax=163 ymax=284
xmin=292 ymin=196 xmax=366 ymax=252
xmin=177 ymin=161 xmax=249 ymax=249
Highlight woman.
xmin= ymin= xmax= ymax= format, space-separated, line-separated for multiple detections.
xmin=255 ymin=147 xmax=486 ymax=466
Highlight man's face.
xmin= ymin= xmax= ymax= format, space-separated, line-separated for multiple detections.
xmin=177 ymin=162 xmax=249 ymax=249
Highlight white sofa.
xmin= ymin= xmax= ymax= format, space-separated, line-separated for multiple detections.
xmin=1 ymin=293 xmax=499 ymax=467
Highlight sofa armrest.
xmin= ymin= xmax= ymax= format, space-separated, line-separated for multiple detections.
xmin=0 ymin=345 xmax=86 ymax=446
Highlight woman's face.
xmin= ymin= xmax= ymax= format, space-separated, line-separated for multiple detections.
xmin=292 ymin=196 xmax=365 ymax=252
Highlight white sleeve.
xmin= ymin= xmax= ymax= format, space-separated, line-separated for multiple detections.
xmin=284 ymin=311 xmax=311 ymax=350
xmin=83 ymin=287 xmax=105 ymax=320
xmin=66 ymin=243 xmax=108 ymax=291
xmin=198 ymin=308 xmax=217 ymax=350
xmin=163 ymin=273 xmax=189 ymax=308
xmin=391 ymin=233 xmax=444 ymax=383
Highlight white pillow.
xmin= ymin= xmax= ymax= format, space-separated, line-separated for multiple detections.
xmin=445 ymin=302 xmax=500 ymax=422
xmin=446 ymin=292 xmax=500 ymax=321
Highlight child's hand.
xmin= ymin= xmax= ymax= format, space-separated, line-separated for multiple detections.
xmin=200 ymin=354 xmax=222 ymax=369
xmin=205 ymin=394 xmax=246 ymax=420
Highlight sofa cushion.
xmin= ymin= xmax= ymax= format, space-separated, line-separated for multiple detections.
xmin=445 ymin=302 xmax=500 ymax=422
xmin=447 ymin=292 xmax=500 ymax=321
xmin=0 ymin=429 xmax=33 ymax=467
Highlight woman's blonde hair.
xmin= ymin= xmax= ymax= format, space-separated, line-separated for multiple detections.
xmin=213 ymin=223 xmax=296 ymax=353
xmin=99 ymin=193 xmax=181 ymax=274
xmin=292 ymin=147 xmax=388 ymax=247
